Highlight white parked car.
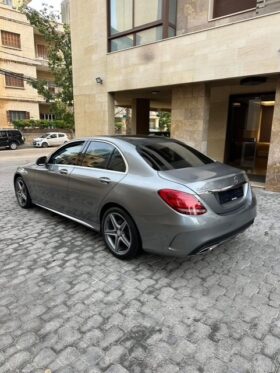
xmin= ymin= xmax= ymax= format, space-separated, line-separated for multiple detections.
xmin=33 ymin=132 xmax=69 ymax=148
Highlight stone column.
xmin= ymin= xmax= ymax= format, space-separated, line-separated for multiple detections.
xmin=74 ymin=92 xmax=115 ymax=138
xmin=171 ymin=83 xmax=210 ymax=153
xmin=266 ymin=78 xmax=280 ymax=192
xmin=131 ymin=99 xmax=150 ymax=135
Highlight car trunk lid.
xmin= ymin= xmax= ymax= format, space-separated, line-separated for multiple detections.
xmin=158 ymin=162 xmax=248 ymax=214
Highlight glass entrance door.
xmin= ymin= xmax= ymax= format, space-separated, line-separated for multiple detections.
xmin=225 ymin=93 xmax=275 ymax=183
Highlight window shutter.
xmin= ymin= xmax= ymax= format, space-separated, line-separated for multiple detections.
xmin=213 ymin=0 xmax=256 ymax=18
xmin=25 ymin=112 xmax=30 ymax=120
xmin=7 ymin=111 xmax=11 ymax=123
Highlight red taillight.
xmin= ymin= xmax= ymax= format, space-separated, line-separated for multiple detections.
xmin=158 ymin=189 xmax=207 ymax=216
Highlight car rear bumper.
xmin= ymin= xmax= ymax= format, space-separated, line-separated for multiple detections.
xmin=141 ymin=192 xmax=257 ymax=257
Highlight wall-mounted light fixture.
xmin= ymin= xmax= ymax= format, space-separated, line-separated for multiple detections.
xmin=96 ymin=77 xmax=103 ymax=84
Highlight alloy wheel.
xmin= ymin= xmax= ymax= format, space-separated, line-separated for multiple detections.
xmin=15 ymin=179 xmax=28 ymax=207
xmin=10 ymin=142 xmax=17 ymax=150
xmin=104 ymin=212 xmax=132 ymax=255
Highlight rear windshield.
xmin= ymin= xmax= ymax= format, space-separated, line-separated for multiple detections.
xmin=137 ymin=140 xmax=214 ymax=171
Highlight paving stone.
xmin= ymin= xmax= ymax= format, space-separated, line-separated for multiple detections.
xmin=104 ymin=365 xmax=129 ymax=373
xmin=263 ymin=334 xmax=280 ymax=357
xmin=33 ymin=348 xmax=56 ymax=369
xmin=252 ymin=354 xmax=275 ymax=373
xmin=7 ymin=350 xmax=31 ymax=370
xmin=1 ymin=158 xmax=280 ymax=372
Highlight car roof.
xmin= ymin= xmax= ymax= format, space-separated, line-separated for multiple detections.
xmin=0 ymin=128 xmax=20 ymax=131
xmin=79 ymin=135 xmax=171 ymax=146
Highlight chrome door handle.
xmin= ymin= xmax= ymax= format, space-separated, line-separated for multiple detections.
xmin=59 ymin=169 xmax=68 ymax=175
xmin=98 ymin=177 xmax=111 ymax=184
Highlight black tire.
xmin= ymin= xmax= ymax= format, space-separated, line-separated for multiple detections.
xmin=102 ymin=207 xmax=141 ymax=259
xmin=42 ymin=142 xmax=48 ymax=148
xmin=14 ymin=177 xmax=32 ymax=209
xmin=9 ymin=142 xmax=18 ymax=150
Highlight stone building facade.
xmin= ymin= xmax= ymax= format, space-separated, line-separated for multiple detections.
xmin=70 ymin=0 xmax=280 ymax=191
xmin=0 ymin=0 xmax=56 ymax=128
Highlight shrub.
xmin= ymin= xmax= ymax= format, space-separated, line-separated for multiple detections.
xmin=13 ymin=119 xmax=74 ymax=130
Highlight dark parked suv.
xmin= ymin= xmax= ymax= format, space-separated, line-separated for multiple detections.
xmin=0 ymin=129 xmax=25 ymax=150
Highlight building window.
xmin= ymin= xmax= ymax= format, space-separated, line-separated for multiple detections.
xmin=7 ymin=111 xmax=30 ymax=123
xmin=3 ymin=0 xmax=13 ymax=6
xmin=40 ymin=113 xmax=56 ymax=121
xmin=212 ymin=0 xmax=256 ymax=19
xmin=5 ymin=73 xmax=24 ymax=88
xmin=36 ymin=44 xmax=48 ymax=59
xmin=1 ymin=31 xmax=21 ymax=49
xmin=108 ymin=0 xmax=177 ymax=52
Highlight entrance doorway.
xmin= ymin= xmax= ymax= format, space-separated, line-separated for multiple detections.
xmin=225 ymin=92 xmax=275 ymax=183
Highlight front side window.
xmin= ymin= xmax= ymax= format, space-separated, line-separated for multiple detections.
xmin=82 ymin=141 xmax=115 ymax=169
xmin=108 ymin=0 xmax=177 ymax=52
xmin=49 ymin=142 xmax=85 ymax=166
xmin=212 ymin=0 xmax=256 ymax=19
xmin=1 ymin=31 xmax=21 ymax=49
xmin=137 ymin=140 xmax=214 ymax=171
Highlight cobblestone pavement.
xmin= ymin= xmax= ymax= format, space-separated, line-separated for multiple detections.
xmin=1 ymin=150 xmax=280 ymax=373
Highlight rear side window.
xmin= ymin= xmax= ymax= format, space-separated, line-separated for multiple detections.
xmin=107 ymin=149 xmax=126 ymax=172
xmin=82 ymin=141 xmax=114 ymax=169
xmin=59 ymin=134 xmax=65 ymax=138
xmin=137 ymin=140 xmax=214 ymax=171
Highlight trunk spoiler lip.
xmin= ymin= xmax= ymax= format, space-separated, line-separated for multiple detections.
xmin=206 ymin=181 xmax=246 ymax=194
xmin=158 ymin=168 xmax=248 ymax=195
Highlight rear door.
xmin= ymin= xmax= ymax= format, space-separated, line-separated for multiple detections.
xmin=48 ymin=133 xmax=58 ymax=146
xmin=67 ymin=141 xmax=127 ymax=227
xmin=31 ymin=141 xmax=85 ymax=213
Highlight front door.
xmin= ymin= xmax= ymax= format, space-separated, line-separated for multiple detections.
xmin=31 ymin=141 xmax=85 ymax=212
xmin=0 ymin=131 xmax=8 ymax=147
xmin=225 ymin=92 xmax=275 ymax=183
xmin=68 ymin=141 xmax=127 ymax=228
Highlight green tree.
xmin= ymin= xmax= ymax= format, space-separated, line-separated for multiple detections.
xmin=157 ymin=111 xmax=171 ymax=131
xmin=21 ymin=4 xmax=74 ymax=127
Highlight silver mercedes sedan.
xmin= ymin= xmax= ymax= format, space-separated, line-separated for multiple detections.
xmin=14 ymin=136 xmax=257 ymax=259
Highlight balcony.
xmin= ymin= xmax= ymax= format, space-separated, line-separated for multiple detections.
xmin=35 ymin=44 xmax=49 ymax=71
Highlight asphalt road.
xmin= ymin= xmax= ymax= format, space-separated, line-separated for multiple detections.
xmin=1 ymin=149 xmax=280 ymax=373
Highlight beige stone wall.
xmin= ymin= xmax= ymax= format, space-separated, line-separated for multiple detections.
xmin=0 ymin=99 xmax=39 ymax=127
xmin=105 ymin=13 xmax=280 ymax=93
xmin=0 ymin=4 xmax=56 ymax=128
xmin=266 ymin=78 xmax=280 ymax=192
xmin=0 ymin=61 xmax=38 ymax=101
xmin=70 ymin=0 xmax=115 ymax=137
xmin=0 ymin=4 xmax=40 ymax=128
xmin=177 ymin=0 xmax=257 ymax=34
xmin=171 ymin=83 xmax=209 ymax=153
xmin=177 ymin=0 xmax=280 ymax=34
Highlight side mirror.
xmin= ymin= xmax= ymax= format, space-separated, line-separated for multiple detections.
xmin=36 ymin=156 xmax=47 ymax=166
